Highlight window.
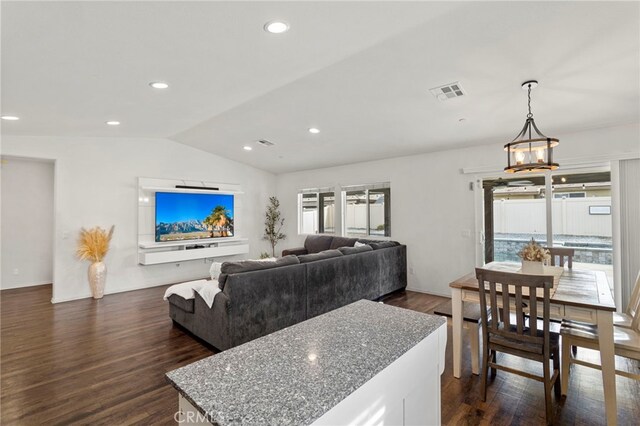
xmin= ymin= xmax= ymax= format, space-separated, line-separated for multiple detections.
xmin=319 ymin=192 xmax=335 ymax=233
xmin=342 ymin=184 xmax=391 ymax=237
xmin=300 ymin=193 xmax=318 ymax=234
xmin=298 ymin=189 xmax=335 ymax=234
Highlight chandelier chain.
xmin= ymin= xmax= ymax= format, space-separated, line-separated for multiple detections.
xmin=527 ymin=84 xmax=533 ymax=118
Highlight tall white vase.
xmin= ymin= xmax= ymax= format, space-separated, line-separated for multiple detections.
xmin=88 ymin=261 xmax=107 ymax=299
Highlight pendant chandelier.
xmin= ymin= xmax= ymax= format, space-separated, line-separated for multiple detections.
xmin=504 ymin=80 xmax=559 ymax=173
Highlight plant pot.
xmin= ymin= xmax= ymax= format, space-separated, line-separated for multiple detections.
xmin=521 ymin=260 xmax=544 ymax=274
xmin=88 ymin=261 xmax=107 ymax=299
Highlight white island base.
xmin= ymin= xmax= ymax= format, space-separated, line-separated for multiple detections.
xmin=177 ymin=322 xmax=447 ymax=425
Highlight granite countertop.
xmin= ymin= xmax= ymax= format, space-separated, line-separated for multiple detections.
xmin=166 ymin=299 xmax=446 ymax=426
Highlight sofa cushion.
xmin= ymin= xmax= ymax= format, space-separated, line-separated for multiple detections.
xmin=297 ymin=249 xmax=343 ymax=263
xmin=338 ymin=245 xmax=374 ymax=255
xmin=357 ymin=239 xmax=400 ymax=250
xmin=281 ymin=247 xmax=308 ymax=257
xmin=168 ymin=294 xmax=195 ymax=313
xmin=304 ymin=235 xmax=334 ymax=254
xmin=369 ymin=241 xmax=400 ymax=250
xmin=218 ymin=273 xmax=229 ymax=289
xmin=218 ymin=255 xmax=300 ymax=290
xmin=329 ymin=236 xmax=358 ymax=250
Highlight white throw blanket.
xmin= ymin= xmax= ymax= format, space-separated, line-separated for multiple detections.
xmin=196 ymin=282 xmax=221 ymax=308
xmin=163 ymin=279 xmax=221 ymax=308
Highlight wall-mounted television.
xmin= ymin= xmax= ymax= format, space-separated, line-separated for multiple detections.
xmin=155 ymin=192 xmax=234 ymax=242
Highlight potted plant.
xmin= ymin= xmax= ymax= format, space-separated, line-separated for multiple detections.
xmin=517 ymin=238 xmax=550 ymax=274
xmin=263 ymin=196 xmax=286 ymax=258
xmin=76 ymin=226 xmax=114 ymax=299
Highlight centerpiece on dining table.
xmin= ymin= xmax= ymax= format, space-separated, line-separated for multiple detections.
xmin=518 ymin=238 xmax=550 ymax=274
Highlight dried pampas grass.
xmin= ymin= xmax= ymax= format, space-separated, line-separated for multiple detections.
xmin=518 ymin=238 xmax=550 ymax=263
xmin=77 ymin=226 xmax=114 ymax=262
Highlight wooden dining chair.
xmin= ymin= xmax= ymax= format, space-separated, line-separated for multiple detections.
xmin=433 ymin=300 xmax=489 ymax=375
xmin=476 ymin=268 xmax=560 ymax=424
xmin=560 ymin=291 xmax=640 ymax=395
xmin=545 ymin=247 xmax=575 ymax=268
xmin=614 ymin=270 xmax=640 ymax=328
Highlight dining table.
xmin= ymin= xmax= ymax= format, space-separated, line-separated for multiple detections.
xmin=449 ymin=261 xmax=618 ymax=426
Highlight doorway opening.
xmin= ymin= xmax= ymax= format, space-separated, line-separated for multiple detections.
xmin=1 ymin=156 xmax=55 ymax=293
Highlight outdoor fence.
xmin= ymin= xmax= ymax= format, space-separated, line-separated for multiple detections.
xmin=493 ymin=196 xmax=612 ymax=236
xmin=493 ymin=196 xmax=613 ymax=265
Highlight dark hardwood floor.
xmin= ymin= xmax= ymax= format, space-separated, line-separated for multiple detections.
xmin=1 ymin=285 xmax=638 ymax=425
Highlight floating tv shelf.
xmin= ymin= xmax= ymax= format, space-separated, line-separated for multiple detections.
xmin=139 ymin=240 xmax=249 ymax=265
xmin=139 ymin=237 xmax=248 ymax=249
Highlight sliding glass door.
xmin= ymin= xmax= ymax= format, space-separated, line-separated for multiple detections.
xmin=551 ymin=171 xmax=613 ymax=286
xmin=483 ymin=170 xmax=613 ymax=286
xmin=485 ymin=176 xmax=547 ymax=262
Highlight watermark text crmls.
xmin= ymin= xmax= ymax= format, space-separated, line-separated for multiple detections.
xmin=174 ymin=410 xmax=211 ymax=424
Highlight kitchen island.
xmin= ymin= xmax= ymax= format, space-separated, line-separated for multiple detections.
xmin=166 ymin=299 xmax=447 ymax=425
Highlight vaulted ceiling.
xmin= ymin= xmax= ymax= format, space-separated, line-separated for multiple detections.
xmin=2 ymin=2 xmax=639 ymax=173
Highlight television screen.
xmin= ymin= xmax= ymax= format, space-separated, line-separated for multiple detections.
xmin=155 ymin=192 xmax=234 ymax=242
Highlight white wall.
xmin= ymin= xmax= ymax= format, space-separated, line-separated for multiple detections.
xmin=276 ymin=124 xmax=640 ymax=297
xmin=1 ymin=157 xmax=54 ymax=289
xmin=1 ymin=124 xmax=637 ymax=301
xmin=1 ymin=136 xmax=276 ymax=302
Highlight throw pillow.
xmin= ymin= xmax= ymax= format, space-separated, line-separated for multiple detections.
xmin=209 ymin=262 xmax=223 ymax=280
xmin=329 ymin=236 xmax=358 ymax=250
xmin=338 ymin=245 xmax=373 ymax=255
xmin=368 ymin=241 xmax=400 ymax=250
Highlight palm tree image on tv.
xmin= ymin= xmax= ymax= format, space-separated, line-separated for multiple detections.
xmin=155 ymin=192 xmax=234 ymax=242
xmin=203 ymin=206 xmax=234 ymax=238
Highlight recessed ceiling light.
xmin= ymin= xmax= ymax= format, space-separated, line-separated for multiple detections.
xmin=264 ymin=21 xmax=289 ymax=34
xmin=308 ymin=128 xmax=320 ymax=134
xmin=243 ymin=146 xmax=253 ymax=151
xmin=1 ymin=115 xmax=19 ymax=121
xmin=105 ymin=121 xmax=120 ymax=126
xmin=149 ymin=81 xmax=169 ymax=89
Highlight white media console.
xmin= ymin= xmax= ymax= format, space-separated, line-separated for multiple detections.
xmin=137 ymin=177 xmax=250 ymax=265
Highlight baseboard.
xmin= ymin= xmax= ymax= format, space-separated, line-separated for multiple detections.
xmin=50 ymin=276 xmax=209 ymax=304
xmin=1 ymin=281 xmax=52 ymax=291
xmin=405 ymin=286 xmax=451 ymax=299
xmin=51 ymin=293 xmax=94 ymax=303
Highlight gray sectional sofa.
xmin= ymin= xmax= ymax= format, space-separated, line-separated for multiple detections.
xmin=168 ymin=235 xmax=407 ymax=351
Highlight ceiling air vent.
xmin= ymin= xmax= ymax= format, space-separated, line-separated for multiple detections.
xmin=429 ymin=82 xmax=465 ymax=101
xmin=257 ymin=139 xmax=275 ymax=147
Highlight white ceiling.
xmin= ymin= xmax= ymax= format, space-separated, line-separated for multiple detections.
xmin=2 ymin=2 xmax=639 ymax=173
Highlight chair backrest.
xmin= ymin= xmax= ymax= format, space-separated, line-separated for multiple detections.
xmin=630 ymin=270 xmax=640 ymax=331
xmin=476 ymin=268 xmax=554 ymax=358
xmin=626 ymin=270 xmax=640 ymax=317
xmin=546 ymin=247 xmax=574 ymax=268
